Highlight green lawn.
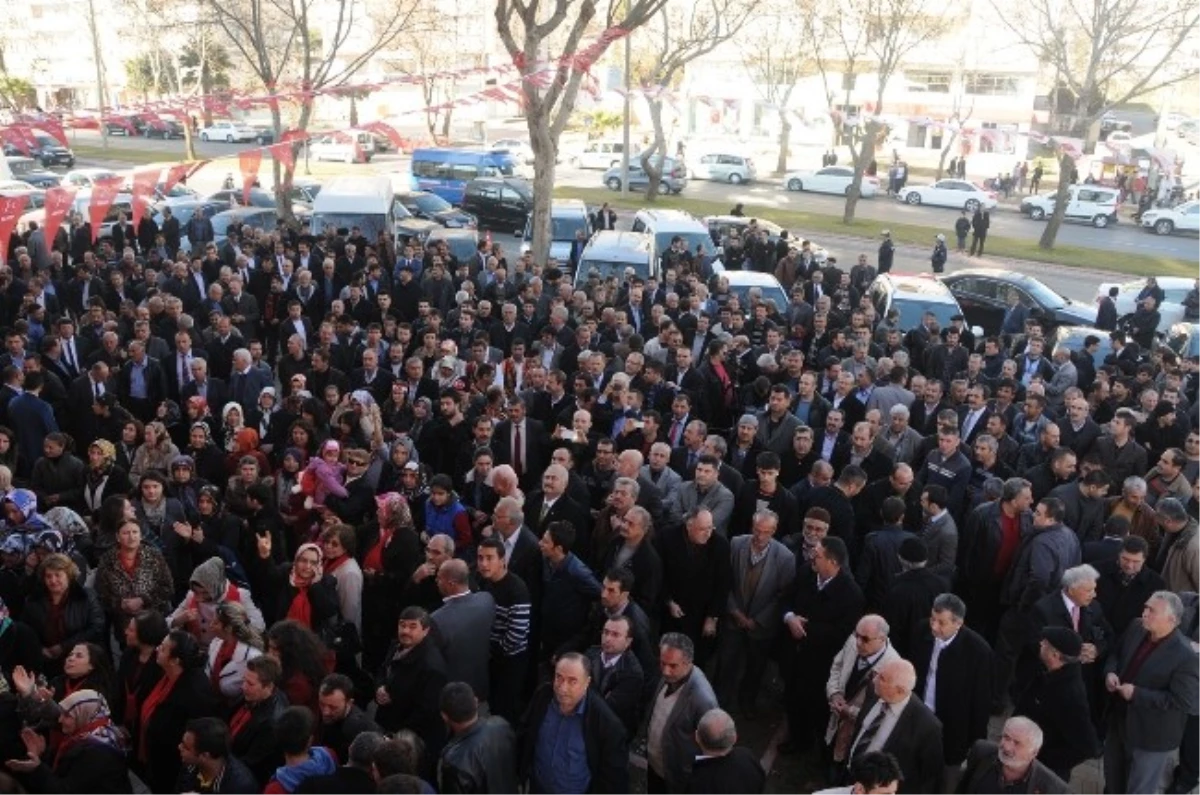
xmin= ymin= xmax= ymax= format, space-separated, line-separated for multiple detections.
xmin=553 ymin=186 xmax=1196 ymax=278
xmin=70 ymin=144 xmax=188 ymax=165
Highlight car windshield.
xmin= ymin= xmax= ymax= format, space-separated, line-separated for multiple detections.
xmin=408 ymin=193 xmax=452 ymax=214
xmin=434 ymin=235 xmax=479 ymax=262
xmin=550 ymin=217 xmax=589 ymax=241
xmin=728 ymin=284 xmax=789 ymax=314
xmin=578 ymin=260 xmax=650 ymax=282
xmin=312 ymin=212 xmax=388 ymax=242
xmin=1021 ymin=279 xmax=1067 ymax=309
xmin=892 ymin=299 xmax=960 ymax=333
xmin=655 ymin=231 xmax=714 ymax=256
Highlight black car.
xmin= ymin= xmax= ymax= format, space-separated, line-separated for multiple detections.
xmin=939 ymin=269 xmax=1097 ymax=336
xmin=461 ymin=177 xmax=532 ymax=233
xmin=426 ymin=228 xmax=481 ymax=264
xmin=253 ymin=127 xmax=275 ymax=145
xmin=395 ymin=191 xmax=477 ymax=229
xmin=19 ymin=171 xmax=61 ymax=189
xmin=143 ymin=119 xmax=185 ymax=139
xmin=3 ymin=134 xmax=75 ymax=168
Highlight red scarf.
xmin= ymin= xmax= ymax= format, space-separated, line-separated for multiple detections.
xmin=229 ymin=702 xmax=253 ymax=738
xmin=286 ymin=586 xmax=314 ymax=628
xmin=60 ymin=676 xmax=86 ymax=699
xmin=363 ymin=530 xmax=392 ymax=573
xmin=118 ymin=550 xmax=139 ymax=578
xmin=712 ymin=361 xmax=735 ymax=407
xmin=138 ymin=673 xmax=179 ymax=762
xmin=185 ymin=584 xmax=242 ymax=637
xmin=55 ymin=717 xmax=116 ymax=768
xmin=324 ymin=555 xmax=351 ymax=575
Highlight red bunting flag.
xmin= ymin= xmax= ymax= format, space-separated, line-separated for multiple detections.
xmin=130 ymin=169 xmax=159 ymax=228
xmin=163 ymin=162 xmax=193 ymax=194
xmin=88 ymin=178 xmax=123 ymax=242
xmin=361 ymin=121 xmax=403 ymax=149
xmin=30 ymin=120 xmax=68 ymax=147
xmin=268 ymin=141 xmax=295 ymax=173
xmin=0 ymin=195 xmax=28 ymax=264
xmin=41 ymin=187 xmax=75 ymax=251
xmin=0 ymin=128 xmax=30 ymax=155
xmin=238 ymin=149 xmax=262 ymax=206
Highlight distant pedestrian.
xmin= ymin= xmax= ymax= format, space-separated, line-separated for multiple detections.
xmin=931 ymin=234 xmax=948 ymax=274
xmin=954 ymin=211 xmax=971 ymax=252
xmin=1017 ymin=162 xmax=1028 ymax=193
xmin=878 ymin=231 xmax=895 ymax=275
xmin=957 ymin=158 xmax=967 ymax=179
xmin=948 ymin=156 xmax=958 ymax=178
xmin=1030 ymin=164 xmax=1043 ymax=193
xmin=969 ymin=208 xmax=990 ymax=257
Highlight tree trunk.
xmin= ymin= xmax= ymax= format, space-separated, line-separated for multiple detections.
xmin=349 ymin=95 xmax=358 ymax=127
xmin=641 ymin=99 xmax=667 ymax=201
xmin=842 ymin=120 xmax=877 ymax=224
xmin=200 ymin=69 xmax=214 ymax=128
xmin=441 ymin=109 xmax=453 ymax=139
xmin=271 ymin=104 xmax=294 ymax=223
xmin=183 ymin=121 xmax=197 ymax=161
xmin=524 ymin=103 xmax=558 ymax=265
xmin=1038 ymin=152 xmax=1075 ymax=249
xmin=775 ymin=119 xmax=792 ymax=175
xmin=936 ymin=131 xmax=959 ymax=180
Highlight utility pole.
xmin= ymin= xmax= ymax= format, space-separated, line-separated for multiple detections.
xmin=86 ymin=0 xmax=108 ymax=149
xmin=621 ymin=32 xmax=631 ymax=196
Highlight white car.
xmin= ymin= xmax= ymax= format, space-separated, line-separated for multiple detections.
xmin=199 ymin=121 xmax=259 ymax=143
xmin=897 ymin=179 xmax=998 ymax=212
xmin=1096 ymin=276 xmax=1195 ymax=332
xmin=783 ymin=166 xmax=878 ymax=198
xmin=307 ymin=133 xmax=373 ymax=164
xmin=491 ymin=139 xmax=535 ymax=165
xmin=1141 ymin=200 xmax=1200 ymax=236
xmin=63 ymin=168 xmax=121 ymax=188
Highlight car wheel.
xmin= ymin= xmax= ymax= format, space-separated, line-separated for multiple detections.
xmin=1155 ymin=219 xmax=1175 ymax=235
xmin=1092 ymin=214 xmax=1110 ymax=229
xmin=200 ymin=133 xmax=209 ymax=142
xmin=788 ymin=179 xmax=801 ymax=191
xmin=729 ymin=173 xmax=743 ymax=184
xmin=1030 ymin=207 xmax=1045 ymax=220
xmin=226 ymin=135 xmax=233 ymax=143
xmin=905 ymin=192 xmax=921 ymax=205
xmin=607 ymin=177 xmax=621 ymax=191
xmin=660 ymin=181 xmax=671 ymax=194
xmin=965 ymin=199 xmax=980 ymax=212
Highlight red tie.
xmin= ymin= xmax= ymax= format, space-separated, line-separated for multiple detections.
xmin=513 ymin=422 xmax=523 ymax=479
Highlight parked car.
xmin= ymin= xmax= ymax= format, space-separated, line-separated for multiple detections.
xmin=1020 ymin=185 xmax=1120 ymax=228
xmin=570 ymin=139 xmax=628 ymax=170
xmin=142 ymin=119 xmax=185 ymax=139
xmin=896 ymin=179 xmax=998 ymax=212
xmin=287 ymin=179 xmax=323 ymax=207
xmin=1096 ymin=277 xmax=1195 ymax=333
xmin=307 ymin=131 xmax=373 ymax=163
xmin=152 ymin=199 xmax=232 ymax=248
xmin=710 ymin=270 xmax=789 ymax=314
xmin=1140 ymin=200 xmax=1200 ymax=236
xmin=252 ymin=127 xmax=275 ymax=145
xmin=868 ymin=273 xmax=974 ymax=335
xmin=1049 ymin=325 xmax=1114 ymax=368
xmin=688 ymin=153 xmax=756 ymax=184
xmin=395 ymin=191 xmax=477 ymax=228
xmin=783 ymin=166 xmax=879 ymax=197
xmin=603 ymin=156 xmax=687 ymax=194
xmin=460 ymin=177 xmax=532 ymax=233
xmin=490 ymin=138 xmax=535 ymax=165
xmin=426 ymin=227 xmax=481 ymax=264
xmin=939 ymin=269 xmax=1097 ymax=335
xmin=17 ymin=171 xmax=61 ymax=189
xmin=704 ymin=215 xmax=827 ymax=260
xmin=64 ymin=168 xmax=121 ymax=188
xmin=2 ymin=133 xmax=74 ymax=168
xmin=199 ymin=121 xmax=259 ymax=143
xmin=1177 ymin=119 xmax=1199 ymax=143
xmin=102 ymin=117 xmax=140 ymax=136
xmin=1159 ymin=322 xmax=1200 ymax=361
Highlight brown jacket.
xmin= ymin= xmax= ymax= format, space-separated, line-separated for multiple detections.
xmin=1163 ymin=519 xmax=1199 ymax=594
xmin=1105 ymin=497 xmax=1160 ymax=560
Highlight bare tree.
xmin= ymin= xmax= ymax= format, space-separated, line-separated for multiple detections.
xmin=403 ymin=2 xmax=474 ymax=142
xmin=809 ymin=0 xmax=955 ymax=223
xmin=741 ymin=0 xmax=816 ymax=174
xmin=991 ymin=0 xmax=1199 ymax=249
xmin=934 ymin=57 xmax=974 ymax=180
xmin=201 ymin=0 xmax=421 ymax=216
xmin=495 ymin=0 xmax=668 ymax=264
xmin=632 ymin=0 xmax=758 ymax=199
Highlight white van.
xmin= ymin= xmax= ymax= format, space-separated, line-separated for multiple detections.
xmin=573 ymin=231 xmax=655 ymax=290
xmin=307 ymin=130 xmax=376 ymax=164
xmin=1020 ymin=184 xmax=1121 ymax=228
xmin=309 ymin=176 xmax=395 ymax=246
xmin=519 ymin=199 xmax=592 ymax=264
xmin=570 ymin=140 xmax=628 ymax=170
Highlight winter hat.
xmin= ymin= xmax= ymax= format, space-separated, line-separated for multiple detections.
xmin=190 ymin=557 xmax=229 ymax=600
xmin=1041 ymin=626 xmax=1083 ymax=658
xmin=899 ymin=537 xmax=928 ymax=564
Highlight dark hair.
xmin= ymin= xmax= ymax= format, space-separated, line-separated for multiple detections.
xmin=319 ymin=673 xmax=356 ymax=700
xmin=131 ymin=610 xmax=169 ymax=648
xmin=881 ymin=496 xmax=906 ymax=524
xmin=265 ymin=621 xmax=329 ymax=695
xmin=398 ymin=606 xmax=431 ymax=628
xmin=820 ymin=536 xmax=849 ymax=568
xmin=374 ymin=732 xmax=425 ymax=778
xmin=603 ymin=567 xmax=635 ymax=593
xmin=922 ymin=484 xmax=948 ymax=510
xmin=276 ymin=706 xmax=316 ymax=755
xmin=164 ymin=629 xmax=206 ymax=669
xmin=439 ymin=681 xmax=478 ymax=723
xmin=756 ymin=451 xmax=781 ymax=472
xmin=246 ymin=654 xmax=283 ymax=687
xmin=546 ymin=520 xmax=575 ymax=553
xmin=377 ymin=774 xmax=425 ymax=794
xmin=477 ymin=537 xmax=506 ymax=560
xmin=186 ymin=717 xmax=230 ymax=758
xmin=850 ymin=751 xmax=903 ymax=790
xmin=1119 ymin=534 xmax=1148 ymax=556
xmin=1038 ymin=497 xmax=1065 ymax=522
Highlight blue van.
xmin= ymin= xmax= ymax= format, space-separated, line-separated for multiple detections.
xmin=410 ymin=148 xmax=519 ymax=205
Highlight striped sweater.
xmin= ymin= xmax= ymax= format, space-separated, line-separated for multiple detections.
xmin=482 ymin=572 xmax=532 ymax=657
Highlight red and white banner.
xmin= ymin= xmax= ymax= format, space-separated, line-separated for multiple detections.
xmin=41 ymin=187 xmax=76 ymax=250
xmin=130 ymin=169 xmax=159 ymax=228
xmin=88 ymin=178 xmax=123 ymax=243
xmin=0 ymin=195 xmax=29 ymax=264
xmin=268 ymin=141 xmax=295 ymax=173
xmin=238 ymin=149 xmax=262 ymax=205
xmin=361 ymin=121 xmax=404 ymax=149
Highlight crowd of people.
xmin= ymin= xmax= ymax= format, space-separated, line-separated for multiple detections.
xmin=0 ymin=197 xmax=1192 ymax=795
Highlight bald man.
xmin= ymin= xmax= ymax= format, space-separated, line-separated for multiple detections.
xmin=846 ymin=659 xmax=944 ymax=794
xmin=685 ymin=709 xmax=766 ymax=793
xmin=432 ymin=559 xmax=496 ymax=705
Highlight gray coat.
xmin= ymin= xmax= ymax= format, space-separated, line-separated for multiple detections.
xmin=755 ymin=410 xmax=802 ymax=457
xmin=1001 ymin=523 xmax=1081 ymax=609
xmin=669 ymin=481 xmax=735 ymax=536
xmin=727 ymin=536 xmax=795 ymax=640
xmin=1048 ymin=481 xmax=1106 ymax=543
xmin=1103 ymin=626 xmax=1199 ymax=752
xmin=922 ymin=511 xmax=958 ymax=580
xmin=647 ymin=666 xmax=719 ymax=791
xmin=432 ymin=590 xmax=497 ymax=701
xmin=867 ymin=384 xmax=916 ymax=418
xmin=642 ymin=464 xmax=683 ymax=499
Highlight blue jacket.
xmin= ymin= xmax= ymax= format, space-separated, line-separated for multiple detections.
xmin=8 ymin=392 xmax=58 ymax=478
xmin=541 ymin=553 xmax=601 ymax=646
xmin=424 ymin=499 xmax=466 ymax=541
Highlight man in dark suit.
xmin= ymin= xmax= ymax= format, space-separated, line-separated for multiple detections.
xmin=957 ymin=385 xmax=993 ymax=446
xmin=164 ymin=330 xmax=208 ymax=404
xmin=431 ymin=559 xmax=496 ymax=706
xmin=958 ymin=719 xmax=1069 ymax=794
xmin=845 ymin=658 xmax=944 ymax=794
xmin=523 ymin=464 xmax=591 ymax=546
xmin=781 ymin=536 xmax=865 ymax=755
xmin=584 ymin=615 xmax=646 ymax=738
xmin=908 ymin=380 xmax=949 ymax=437
xmin=227 ymin=348 xmax=272 ymax=414
xmin=911 ymin=593 xmax=993 ymax=791
xmin=180 ymin=358 xmax=229 ymax=411
xmin=1094 ymin=536 xmax=1165 ymax=638
xmin=348 ymin=348 xmax=394 ymax=405
xmin=1102 ymin=590 xmax=1199 ymax=794
xmin=116 ymin=340 xmax=167 ymax=422
xmin=8 ymin=372 xmax=58 ymax=479
xmin=683 ymin=709 xmax=766 ymax=794
xmin=492 ymin=397 xmax=550 ymax=493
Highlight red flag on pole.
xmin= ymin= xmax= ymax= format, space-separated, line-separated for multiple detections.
xmin=30 ymin=120 xmax=68 ymax=147
xmin=41 ymin=187 xmax=75 ymax=251
xmin=0 ymin=194 xmax=29 ymax=264
xmin=0 ymin=128 xmax=30 ymax=155
xmin=268 ymin=141 xmax=295 ymax=173
xmin=88 ymin=178 xmax=123 ymax=243
xmin=238 ymin=149 xmax=262 ymax=206
xmin=163 ymin=163 xmax=193 ymax=194
xmin=130 ymin=169 xmax=159 ymax=229
xmin=362 ymin=121 xmax=404 ymax=150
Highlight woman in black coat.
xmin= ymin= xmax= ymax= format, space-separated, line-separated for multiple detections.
xmin=0 ymin=596 xmax=41 ymax=685
xmin=113 ymin=610 xmax=167 ymax=734
xmin=359 ymin=494 xmax=423 ymax=672
xmin=19 ymin=555 xmax=105 ymax=679
xmin=249 ymin=540 xmax=340 ymax=631
xmin=136 ymin=630 xmax=220 ymax=793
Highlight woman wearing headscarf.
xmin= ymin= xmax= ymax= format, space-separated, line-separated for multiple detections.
xmin=376 ymin=437 xmax=418 ymax=493
xmin=359 ymin=493 xmax=422 ymax=671
xmin=82 ymin=440 xmax=132 ymax=528
xmin=3 ymin=688 xmax=131 ymax=793
xmin=395 ymin=461 xmax=431 ymax=536
xmin=247 ymin=386 xmax=284 ymax=456
xmin=180 ymin=396 xmax=219 ymax=451
xmin=221 ymin=403 xmax=246 ymax=457
xmin=381 ymin=380 xmax=415 ymax=435
xmin=136 ymin=630 xmax=220 ymax=793
xmin=129 ymin=421 xmax=181 ymax=487
xmin=248 ymin=540 xmax=339 ymax=631
xmin=115 ymin=419 xmax=144 ymax=476
xmin=1 ymin=488 xmax=52 ymax=534
xmin=154 ymin=399 xmax=184 ymax=451
xmin=113 ymin=610 xmax=166 ymax=735
xmin=275 ymin=447 xmax=311 ymax=547
xmin=224 ymin=427 xmax=271 ymax=479
xmin=94 ymin=521 xmax=175 ymax=635
xmin=205 ymin=601 xmax=264 ymax=704
xmin=30 ymin=432 xmax=86 ymax=515
xmin=184 ymin=420 xmax=226 ymax=489
xmin=43 ymin=507 xmax=93 ymax=579
xmin=19 ymin=553 xmax=104 ymax=678
xmin=166 ymin=455 xmax=206 ymax=522
xmin=167 ymin=557 xmax=264 ymax=646
xmin=192 ymin=485 xmax=245 ymax=564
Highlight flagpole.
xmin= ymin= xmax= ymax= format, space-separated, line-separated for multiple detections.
xmin=621 ymin=33 xmax=631 ymax=197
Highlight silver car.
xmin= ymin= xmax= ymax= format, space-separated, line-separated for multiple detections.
xmin=689 ymin=153 xmax=756 ymax=184
xmin=603 ymin=157 xmax=688 ymax=194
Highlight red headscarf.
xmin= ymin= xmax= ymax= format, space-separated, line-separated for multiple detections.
xmin=286 ymin=542 xmax=323 ymax=628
